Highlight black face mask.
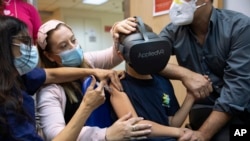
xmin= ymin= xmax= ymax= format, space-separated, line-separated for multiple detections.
xmin=118 ymin=17 xmax=171 ymax=74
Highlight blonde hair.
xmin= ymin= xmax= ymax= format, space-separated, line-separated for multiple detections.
xmin=63 ymin=59 xmax=92 ymax=104
xmin=38 ymin=22 xmax=93 ymax=104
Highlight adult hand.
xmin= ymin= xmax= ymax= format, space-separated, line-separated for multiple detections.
xmin=82 ymin=76 xmax=105 ymax=110
xmin=182 ymin=72 xmax=213 ymax=99
xmin=116 ymin=70 xmax=126 ymax=79
xmin=178 ymin=128 xmax=193 ymax=141
xmin=110 ymin=17 xmax=137 ymax=43
xmin=186 ymin=131 xmax=207 ymax=141
xmin=105 ymin=112 xmax=152 ymax=141
xmin=93 ymin=68 xmax=123 ymax=92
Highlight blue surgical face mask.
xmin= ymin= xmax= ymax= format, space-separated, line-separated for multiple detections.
xmin=14 ymin=44 xmax=39 ymax=75
xmin=59 ymin=44 xmax=84 ymax=67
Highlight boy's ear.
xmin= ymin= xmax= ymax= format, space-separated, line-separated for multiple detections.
xmin=117 ymin=50 xmax=125 ymax=60
xmin=114 ymin=42 xmax=125 ymax=60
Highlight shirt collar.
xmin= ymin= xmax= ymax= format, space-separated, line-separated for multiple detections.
xmin=209 ymin=7 xmax=217 ymax=29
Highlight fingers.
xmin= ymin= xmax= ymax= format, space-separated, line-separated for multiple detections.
xmin=131 ymin=124 xmax=152 ymax=132
xmin=208 ymin=82 xmax=213 ymax=93
xmin=113 ymin=33 xmax=119 ymax=40
xmin=86 ymin=75 xmax=96 ymax=90
xmin=83 ymin=77 xmax=106 ymax=110
xmin=107 ymin=83 xmax=120 ymax=96
xmin=199 ymin=78 xmax=209 ymax=98
xmin=129 ymin=136 xmax=148 ymax=140
xmin=178 ymin=128 xmax=193 ymax=141
xmin=111 ymin=17 xmax=137 ymax=47
xmin=108 ymin=112 xmax=151 ymax=141
xmin=132 ymin=125 xmax=136 ymax=131
xmin=192 ymin=91 xmax=201 ymax=99
xmin=129 ymin=124 xmax=151 ymax=140
xmin=117 ymin=112 xmax=133 ymax=122
xmin=121 ymin=19 xmax=137 ymax=33
xmin=127 ymin=116 xmax=144 ymax=125
xmin=109 ymin=71 xmax=123 ymax=92
xmin=197 ymin=88 xmax=209 ymax=99
xmin=195 ymin=75 xmax=213 ymax=99
xmin=203 ymin=75 xmax=213 ymax=93
xmin=116 ymin=70 xmax=126 ymax=79
xmin=183 ymin=72 xmax=214 ymax=99
xmin=198 ymin=90 xmax=207 ymax=99
xmin=119 ymin=17 xmax=137 ymax=33
xmin=95 ymin=69 xmax=123 ymax=92
xmin=114 ymin=17 xmax=137 ymax=35
xmin=126 ymin=17 xmax=136 ymax=22
xmin=95 ymin=80 xmax=105 ymax=95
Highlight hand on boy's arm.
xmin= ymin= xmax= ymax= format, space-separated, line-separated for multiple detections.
xmin=178 ymin=128 xmax=194 ymax=141
xmin=160 ymin=64 xmax=213 ymax=99
xmin=106 ymin=112 xmax=152 ymax=141
xmin=115 ymin=70 xmax=126 ymax=80
xmin=92 ymin=68 xmax=123 ymax=92
xmin=181 ymin=73 xmax=213 ymax=99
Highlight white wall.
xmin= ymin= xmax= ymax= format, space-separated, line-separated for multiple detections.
xmin=224 ymin=0 xmax=250 ymax=16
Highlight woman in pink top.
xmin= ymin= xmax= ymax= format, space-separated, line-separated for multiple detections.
xmin=36 ymin=19 xmax=152 ymax=141
xmin=1 ymin=0 xmax=42 ymax=42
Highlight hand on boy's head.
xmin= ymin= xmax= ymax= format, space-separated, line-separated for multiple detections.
xmin=111 ymin=17 xmax=137 ymax=40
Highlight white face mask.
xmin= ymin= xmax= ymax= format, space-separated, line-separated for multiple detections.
xmin=14 ymin=44 xmax=39 ymax=75
xmin=169 ymin=0 xmax=206 ymax=26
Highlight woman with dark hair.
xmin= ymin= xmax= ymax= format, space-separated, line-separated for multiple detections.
xmin=0 ymin=15 xmax=101 ymax=141
xmin=0 ymin=15 xmax=49 ymax=141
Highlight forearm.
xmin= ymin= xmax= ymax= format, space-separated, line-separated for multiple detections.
xmin=160 ymin=63 xmax=192 ymax=81
xmin=84 ymin=47 xmax=123 ymax=69
xmin=44 ymin=67 xmax=97 ymax=84
xmin=52 ymin=102 xmax=94 ymax=141
xmin=198 ymin=110 xmax=231 ymax=140
xmin=160 ymin=63 xmax=212 ymax=98
xmin=136 ymin=120 xmax=182 ymax=138
xmin=170 ymin=94 xmax=194 ymax=127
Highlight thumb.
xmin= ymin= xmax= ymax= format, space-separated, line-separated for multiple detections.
xmin=113 ymin=33 xmax=119 ymax=39
xmin=95 ymin=80 xmax=105 ymax=92
xmin=87 ymin=75 xmax=96 ymax=90
xmin=117 ymin=112 xmax=132 ymax=122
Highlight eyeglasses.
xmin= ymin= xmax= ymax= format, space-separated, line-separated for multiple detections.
xmin=12 ymin=35 xmax=32 ymax=46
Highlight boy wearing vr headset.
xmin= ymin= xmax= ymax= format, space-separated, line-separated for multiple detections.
xmin=109 ymin=17 xmax=197 ymax=140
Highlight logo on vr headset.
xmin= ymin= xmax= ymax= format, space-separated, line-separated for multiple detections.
xmin=138 ymin=49 xmax=165 ymax=58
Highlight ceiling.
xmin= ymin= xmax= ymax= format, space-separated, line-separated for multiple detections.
xmin=37 ymin=0 xmax=124 ymax=20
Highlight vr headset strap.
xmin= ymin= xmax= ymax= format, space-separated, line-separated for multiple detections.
xmin=135 ymin=16 xmax=148 ymax=41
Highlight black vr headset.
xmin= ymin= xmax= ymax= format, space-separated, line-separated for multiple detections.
xmin=118 ymin=16 xmax=171 ymax=74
